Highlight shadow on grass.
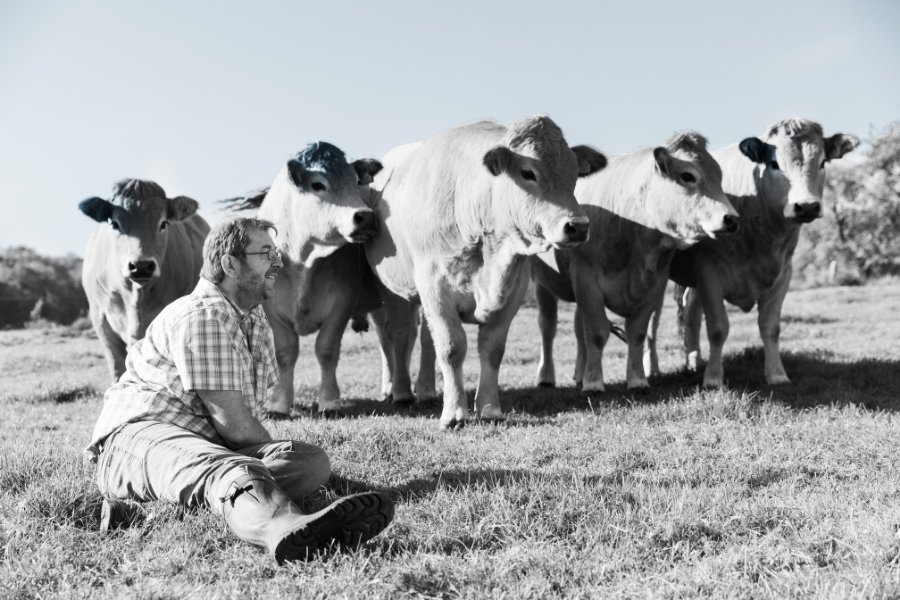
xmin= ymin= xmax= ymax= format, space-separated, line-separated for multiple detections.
xmin=329 ymin=468 xmax=641 ymax=504
xmin=311 ymin=346 xmax=900 ymax=420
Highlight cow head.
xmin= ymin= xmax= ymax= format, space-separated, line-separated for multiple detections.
xmin=277 ymin=142 xmax=381 ymax=253
xmin=650 ymin=132 xmax=739 ymax=246
xmin=79 ymin=179 xmax=198 ymax=287
xmin=740 ymin=119 xmax=859 ymax=223
xmin=482 ymin=115 xmax=606 ymax=252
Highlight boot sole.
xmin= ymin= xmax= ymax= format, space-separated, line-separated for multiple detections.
xmin=275 ymin=492 xmax=394 ymax=563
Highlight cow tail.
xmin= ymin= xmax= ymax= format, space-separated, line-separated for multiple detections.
xmin=673 ymin=283 xmax=687 ymax=342
xmin=219 ymin=187 xmax=270 ymax=212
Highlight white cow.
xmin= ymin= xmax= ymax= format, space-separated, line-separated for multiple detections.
xmin=365 ymin=116 xmax=607 ymax=429
xmin=532 ymin=132 xmax=739 ymax=392
xmin=80 ymin=179 xmax=209 ymax=380
xmin=649 ymin=118 xmax=859 ymax=387
xmin=225 ymin=142 xmax=383 ymax=416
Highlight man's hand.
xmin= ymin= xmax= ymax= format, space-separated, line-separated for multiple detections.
xmin=195 ymin=390 xmax=272 ymax=448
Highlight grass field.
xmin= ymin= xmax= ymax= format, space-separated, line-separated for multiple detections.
xmin=2 ymin=282 xmax=900 ymax=599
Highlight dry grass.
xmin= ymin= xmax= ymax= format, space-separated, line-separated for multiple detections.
xmin=2 ymin=284 xmax=900 ymax=599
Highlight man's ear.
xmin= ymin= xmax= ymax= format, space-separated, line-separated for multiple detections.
xmin=220 ymin=253 xmax=239 ymax=279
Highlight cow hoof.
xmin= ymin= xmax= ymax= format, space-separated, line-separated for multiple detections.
xmin=439 ymin=417 xmax=465 ymax=431
xmin=391 ymin=395 xmax=415 ymax=408
xmin=380 ymin=392 xmax=392 ymax=403
xmin=265 ymin=410 xmax=294 ymax=421
xmin=702 ymin=378 xmax=724 ymax=389
xmin=318 ymin=408 xmax=344 ymax=419
xmin=477 ymin=404 xmax=504 ymax=422
xmin=766 ymin=375 xmax=792 ymax=386
xmin=627 ymin=380 xmax=650 ymax=391
xmin=537 ymin=381 xmax=556 ymax=388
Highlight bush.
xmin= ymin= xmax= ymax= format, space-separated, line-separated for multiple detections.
xmin=794 ymin=123 xmax=900 ymax=287
xmin=0 ymin=247 xmax=88 ymax=329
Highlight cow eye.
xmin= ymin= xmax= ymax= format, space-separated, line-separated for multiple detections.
xmin=521 ymin=169 xmax=536 ymax=181
xmin=768 ymin=160 xmax=780 ymax=171
xmin=311 ymin=182 xmax=326 ymax=192
xmin=160 ymin=221 xmax=169 ymax=231
xmin=679 ymin=172 xmax=696 ymax=184
xmin=820 ymin=159 xmax=826 ymax=169
xmin=110 ymin=220 xmax=120 ymax=231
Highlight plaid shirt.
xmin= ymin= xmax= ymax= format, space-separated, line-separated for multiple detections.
xmin=88 ymin=278 xmax=278 ymax=453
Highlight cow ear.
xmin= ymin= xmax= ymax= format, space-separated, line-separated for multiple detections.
xmin=824 ymin=133 xmax=860 ymax=161
xmin=167 ymin=196 xmax=199 ymax=221
xmin=653 ymin=147 xmax=671 ymax=176
xmin=482 ymin=146 xmax=512 ymax=176
xmin=572 ymin=145 xmax=607 ymax=177
xmin=78 ymin=197 xmax=113 ymax=222
xmin=738 ymin=137 xmax=770 ymax=163
xmin=287 ymin=159 xmax=308 ymax=189
xmin=353 ymin=158 xmax=383 ymax=186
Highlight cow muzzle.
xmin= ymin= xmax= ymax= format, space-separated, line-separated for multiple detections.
xmin=554 ymin=219 xmax=590 ymax=249
xmin=790 ymin=201 xmax=821 ymax=224
xmin=127 ymin=259 xmax=158 ymax=285
xmin=349 ymin=210 xmax=378 ymax=243
xmin=709 ymin=213 xmax=740 ymax=236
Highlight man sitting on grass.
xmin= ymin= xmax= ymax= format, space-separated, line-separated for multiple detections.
xmin=85 ymin=216 xmax=393 ymax=563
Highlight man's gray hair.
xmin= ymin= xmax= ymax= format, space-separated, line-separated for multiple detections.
xmin=201 ymin=217 xmax=278 ymax=284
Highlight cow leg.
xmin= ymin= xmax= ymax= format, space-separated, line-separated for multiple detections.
xmin=626 ymin=291 xmax=662 ymax=389
xmin=418 ymin=288 xmax=468 ymax=430
xmin=269 ymin=316 xmax=299 ymax=416
xmin=758 ymin=265 xmax=792 ymax=385
xmin=573 ymin=307 xmax=586 ymax=386
xmin=643 ymin=282 xmax=666 ymax=379
xmin=94 ymin=312 xmax=127 ymax=382
xmin=474 ymin=275 xmax=527 ymax=421
xmin=414 ymin=311 xmax=438 ymax=401
xmin=379 ymin=290 xmax=417 ymax=404
xmin=681 ymin=287 xmax=704 ymax=372
xmin=314 ymin=309 xmax=351 ymax=413
xmin=696 ymin=282 xmax=728 ymax=388
xmin=573 ymin=274 xmax=609 ymax=393
xmin=535 ymin=282 xmax=558 ymax=387
xmin=369 ymin=308 xmax=394 ymax=401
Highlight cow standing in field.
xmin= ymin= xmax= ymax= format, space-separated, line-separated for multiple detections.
xmin=80 ymin=179 xmax=210 ymax=380
xmin=531 ymin=132 xmax=739 ymax=393
xmin=225 ymin=142 xmax=383 ymax=417
xmin=365 ymin=116 xmax=607 ymax=429
xmin=649 ymin=118 xmax=859 ymax=387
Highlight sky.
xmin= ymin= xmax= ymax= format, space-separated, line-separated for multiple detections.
xmin=1 ymin=0 xmax=898 ymax=257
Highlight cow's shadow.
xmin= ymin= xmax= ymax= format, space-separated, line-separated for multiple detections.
xmin=317 ymin=346 xmax=900 ymax=418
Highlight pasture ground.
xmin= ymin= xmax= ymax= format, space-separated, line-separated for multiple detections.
xmin=2 ymin=283 xmax=900 ymax=599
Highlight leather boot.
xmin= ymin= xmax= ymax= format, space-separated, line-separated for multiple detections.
xmin=222 ymin=477 xmax=394 ymax=563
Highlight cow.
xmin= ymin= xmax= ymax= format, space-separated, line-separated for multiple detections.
xmin=648 ymin=118 xmax=859 ymax=387
xmin=224 ymin=142 xmax=384 ymax=417
xmin=80 ymin=179 xmax=210 ymax=381
xmin=531 ymin=132 xmax=739 ymax=393
xmin=364 ymin=115 xmax=607 ymax=429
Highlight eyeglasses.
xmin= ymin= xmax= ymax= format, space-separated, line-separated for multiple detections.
xmin=243 ymin=248 xmax=282 ymax=262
